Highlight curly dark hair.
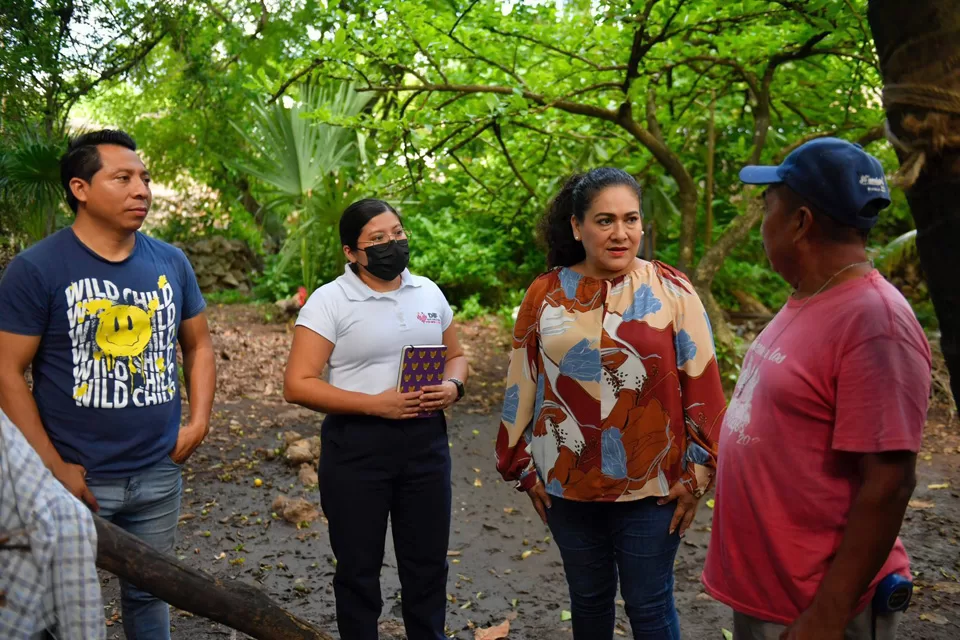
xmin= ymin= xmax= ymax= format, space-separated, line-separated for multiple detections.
xmin=537 ymin=167 xmax=642 ymax=269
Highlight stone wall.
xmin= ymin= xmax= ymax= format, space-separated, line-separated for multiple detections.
xmin=174 ymin=236 xmax=261 ymax=293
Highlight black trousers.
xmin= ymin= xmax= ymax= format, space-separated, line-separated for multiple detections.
xmin=319 ymin=413 xmax=452 ymax=640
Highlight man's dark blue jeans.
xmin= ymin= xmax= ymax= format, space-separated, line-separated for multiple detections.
xmin=547 ymin=496 xmax=682 ymax=640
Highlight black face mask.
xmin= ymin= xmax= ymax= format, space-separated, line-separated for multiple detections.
xmin=360 ymin=239 xmax=409 ymax=281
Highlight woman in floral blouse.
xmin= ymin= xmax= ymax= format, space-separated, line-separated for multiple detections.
xmin=496 ymin=168 xmax=726 ymax=639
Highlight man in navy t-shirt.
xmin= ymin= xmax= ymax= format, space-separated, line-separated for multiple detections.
xmin=0 ymin=129 xmax=216 ymax=639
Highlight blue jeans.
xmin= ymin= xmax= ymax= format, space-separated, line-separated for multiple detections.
xmin=86 ymin=455 xmax=182 ymax=640
xmin=547 ymin=497 xmax=682 ymax=640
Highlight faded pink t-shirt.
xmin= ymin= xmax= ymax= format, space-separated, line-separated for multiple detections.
xmin=702 ymin=270 xmax=931 ymax=624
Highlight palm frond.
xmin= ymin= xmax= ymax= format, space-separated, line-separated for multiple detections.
xmin=229 ymin=80 xmax=374 ymax=292
xmin=0 ymin=128 xmax=68 ymax=243
xmin=228 ymin=81 xmax=372 ymax=200
xmin=642 ymin=175 xmax=680 ymax=230
xmin=875 ymin=229 xmax=917 ymax=274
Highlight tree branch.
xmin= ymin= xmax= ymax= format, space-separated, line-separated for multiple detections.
xmin=856 ymin=124 xmax=885 ymax=147
xmin=449 ymin=0 xmax=480 ymax=36
xmin=401 ymin=131 xmax=420 ymax=192
xmin=255 ymin=0 xmax=268 ymax=37
xmin=624 ymin=0 xmax=663 ymax=91
xmin=492 ymin=120 xmax=536 ymax=197
xmin=446 ymin=121 xmax=494 ymax=155
xmin=399 ymin=88 xmax=428 ymax=117
xmin=556 ymin=81 xmax=624 ymax=102
xmin=202 ymin=0 xmax=231 ymax=25
xmin=749 ymin=31 xmax=831 ymax=164
xmin=771 ymin=0 xmax=826 ymax=27
xmin=482 ymin=27 xmax=627 ymax=72
xmin=400 ymin=19 xmax=448 ymax=83
xmin=510 ymin=120 xmax=625 ymax=142
xmin=763 ymin=31 xmax=831 ymax=88
xmin=424 ymin=123 xmax=472 ymax=157
xmin=781 ymin=100 xmax=818 ymax=127
xmin=94 ymin=517 xmax=332 ymax=639
xmin=614 ymin=101 xmax=698 ymax=272
xmin=660 ymin=9 xmax=790 ymax=39
xmin=269 ymin=58 xmax=373 ymax=103
xmin=842 ymin=0 xmax=880 ymax=69
xmin=692 ymin=195 xmax=766 ymax=289
xmin=270 ymin=59 xmax=323 ymax=103
xmin=431 ymin=24 xmax=528 ymax=88
xmin=663 ymin=55 xmax=760 ymax=100
xmin=807 ymin=48 xmax=879 ymax=69
xmin=356 ymin=83 xmax=619 ymax=122
xmin=349 ymin=35 xmax=431 ymax=87
xmin=430 ymin=92 xmax=470 ymax=111
xmin=450 ymin=152 xmax=495 ymax=195
xmin=63 ymin=29 xmax=167 ymax=103
xmin=646 ymin=88 xmax=665 ymax=145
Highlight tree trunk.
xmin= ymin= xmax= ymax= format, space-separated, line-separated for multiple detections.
xmin=94 ymin=516 xmax=333 ymax=640
xmin=868 ymin=0 xmax=960 ymax=406
xmin=692 ymin=196 xmax=766 ymax=350
xmin=676 ymin=188 xmax=698 ymax=273
xmin=705 ymin=91 xmax=716 ymax=247
xmin=237 ymin=177 xmax=264 ymax=222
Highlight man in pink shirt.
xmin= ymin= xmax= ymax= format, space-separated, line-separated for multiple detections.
xmin=702 ymin=138 xmax=932 ymax=640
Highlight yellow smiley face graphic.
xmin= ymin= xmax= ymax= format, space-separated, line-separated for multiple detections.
xmin=94 ymin=299 xmax=158 ymax=358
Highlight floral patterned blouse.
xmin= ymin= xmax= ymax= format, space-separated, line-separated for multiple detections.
xmin=495 ymin=260 xmax=727 ymax=502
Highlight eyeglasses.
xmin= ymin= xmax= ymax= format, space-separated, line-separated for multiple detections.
xmin=357 ymin=229 xmax=410 ymax=247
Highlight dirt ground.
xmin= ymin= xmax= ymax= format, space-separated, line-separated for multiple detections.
xmin=100 ymin=303 xmax=960 ymax=639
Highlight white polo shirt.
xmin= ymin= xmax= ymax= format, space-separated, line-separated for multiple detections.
xmin=295 ymin=265 xmax=454 ymax=394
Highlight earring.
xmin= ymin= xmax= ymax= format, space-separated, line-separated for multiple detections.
xmin=574 ymin=235 xmax=580 ymax=241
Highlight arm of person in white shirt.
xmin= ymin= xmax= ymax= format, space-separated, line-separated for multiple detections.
xmin=419 ymin=321 xmax=469 ymax=411
xmin=283 ymin=326 xmax=422 ymax=419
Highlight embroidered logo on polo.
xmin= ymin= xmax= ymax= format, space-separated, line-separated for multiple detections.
xmin=417 ymin=311 xmax=441 ymax=325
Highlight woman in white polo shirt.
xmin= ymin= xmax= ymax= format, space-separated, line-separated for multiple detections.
xmin=284 ymin=198 xmax=468 ymax=640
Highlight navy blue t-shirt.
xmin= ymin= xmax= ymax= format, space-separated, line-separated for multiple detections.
xmin=0 ymin=228 xmax=206 ymax=478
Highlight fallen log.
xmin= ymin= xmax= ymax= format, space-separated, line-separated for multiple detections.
xmin=93 ymin=515 xmax=333 ymax=640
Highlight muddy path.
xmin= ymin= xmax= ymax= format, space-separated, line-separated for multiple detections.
xmin=99 ymin=304 xmax=960 ymax=639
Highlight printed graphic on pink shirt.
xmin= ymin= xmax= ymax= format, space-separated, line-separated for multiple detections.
xmin=725 ymin=340 xmax=789 ymax=447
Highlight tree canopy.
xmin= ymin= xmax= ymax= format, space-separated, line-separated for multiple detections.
xmin=2 ymin=0 xmax=927 ymax=346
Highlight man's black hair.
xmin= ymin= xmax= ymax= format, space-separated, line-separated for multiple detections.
xmin=59 ymin=130 xmax=137 ymax=213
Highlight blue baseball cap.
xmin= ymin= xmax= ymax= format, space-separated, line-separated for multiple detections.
xmin=739 ymin=137 xmax=891 ymax=229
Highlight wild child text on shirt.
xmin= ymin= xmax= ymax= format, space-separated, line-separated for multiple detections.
xmin=66 ymin=275 xmax=178 ymax=409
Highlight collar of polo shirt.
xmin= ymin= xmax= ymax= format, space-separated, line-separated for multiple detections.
xmin=336 ymin=264 xmax=422 ymax=301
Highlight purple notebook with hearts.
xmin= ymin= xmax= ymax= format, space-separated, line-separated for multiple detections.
xmin=397 ymin=344 xmax=447 ymax=418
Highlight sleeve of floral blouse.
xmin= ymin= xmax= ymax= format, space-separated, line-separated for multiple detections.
xmin=495 ymin=280 xmax=544 ymax=492
xmin=663 ymin=265 xmax=727 ymax=496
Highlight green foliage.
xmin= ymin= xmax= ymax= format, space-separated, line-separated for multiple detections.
xmin=253 ymin=253 xmax=301 ymax=302
xmin=452 ymin=294 xmax=486 ymax=321
xmin=228 ymin=82 xmax=372 ymax=198
xmin=205 ymin=289 xmax=254 ymax=305
xmin=32 ymin=0 xmax=931 ymax=331
xmin=1 ymin=0 xmax=171 ymax=134
xmin=713 ymin=231 xmax=790 ymax=312
xmin=873 ymin=229 xmax=917 ymax=275
xmin=0 ymin=127 xmax=69 ymax=245
xmin=405 ymin=208 xmax=543 ymax=307
xmin=715 ymin=336 xmax=746 ymax=391
xmin=229 ymin=80 xmax=372 ymax=293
